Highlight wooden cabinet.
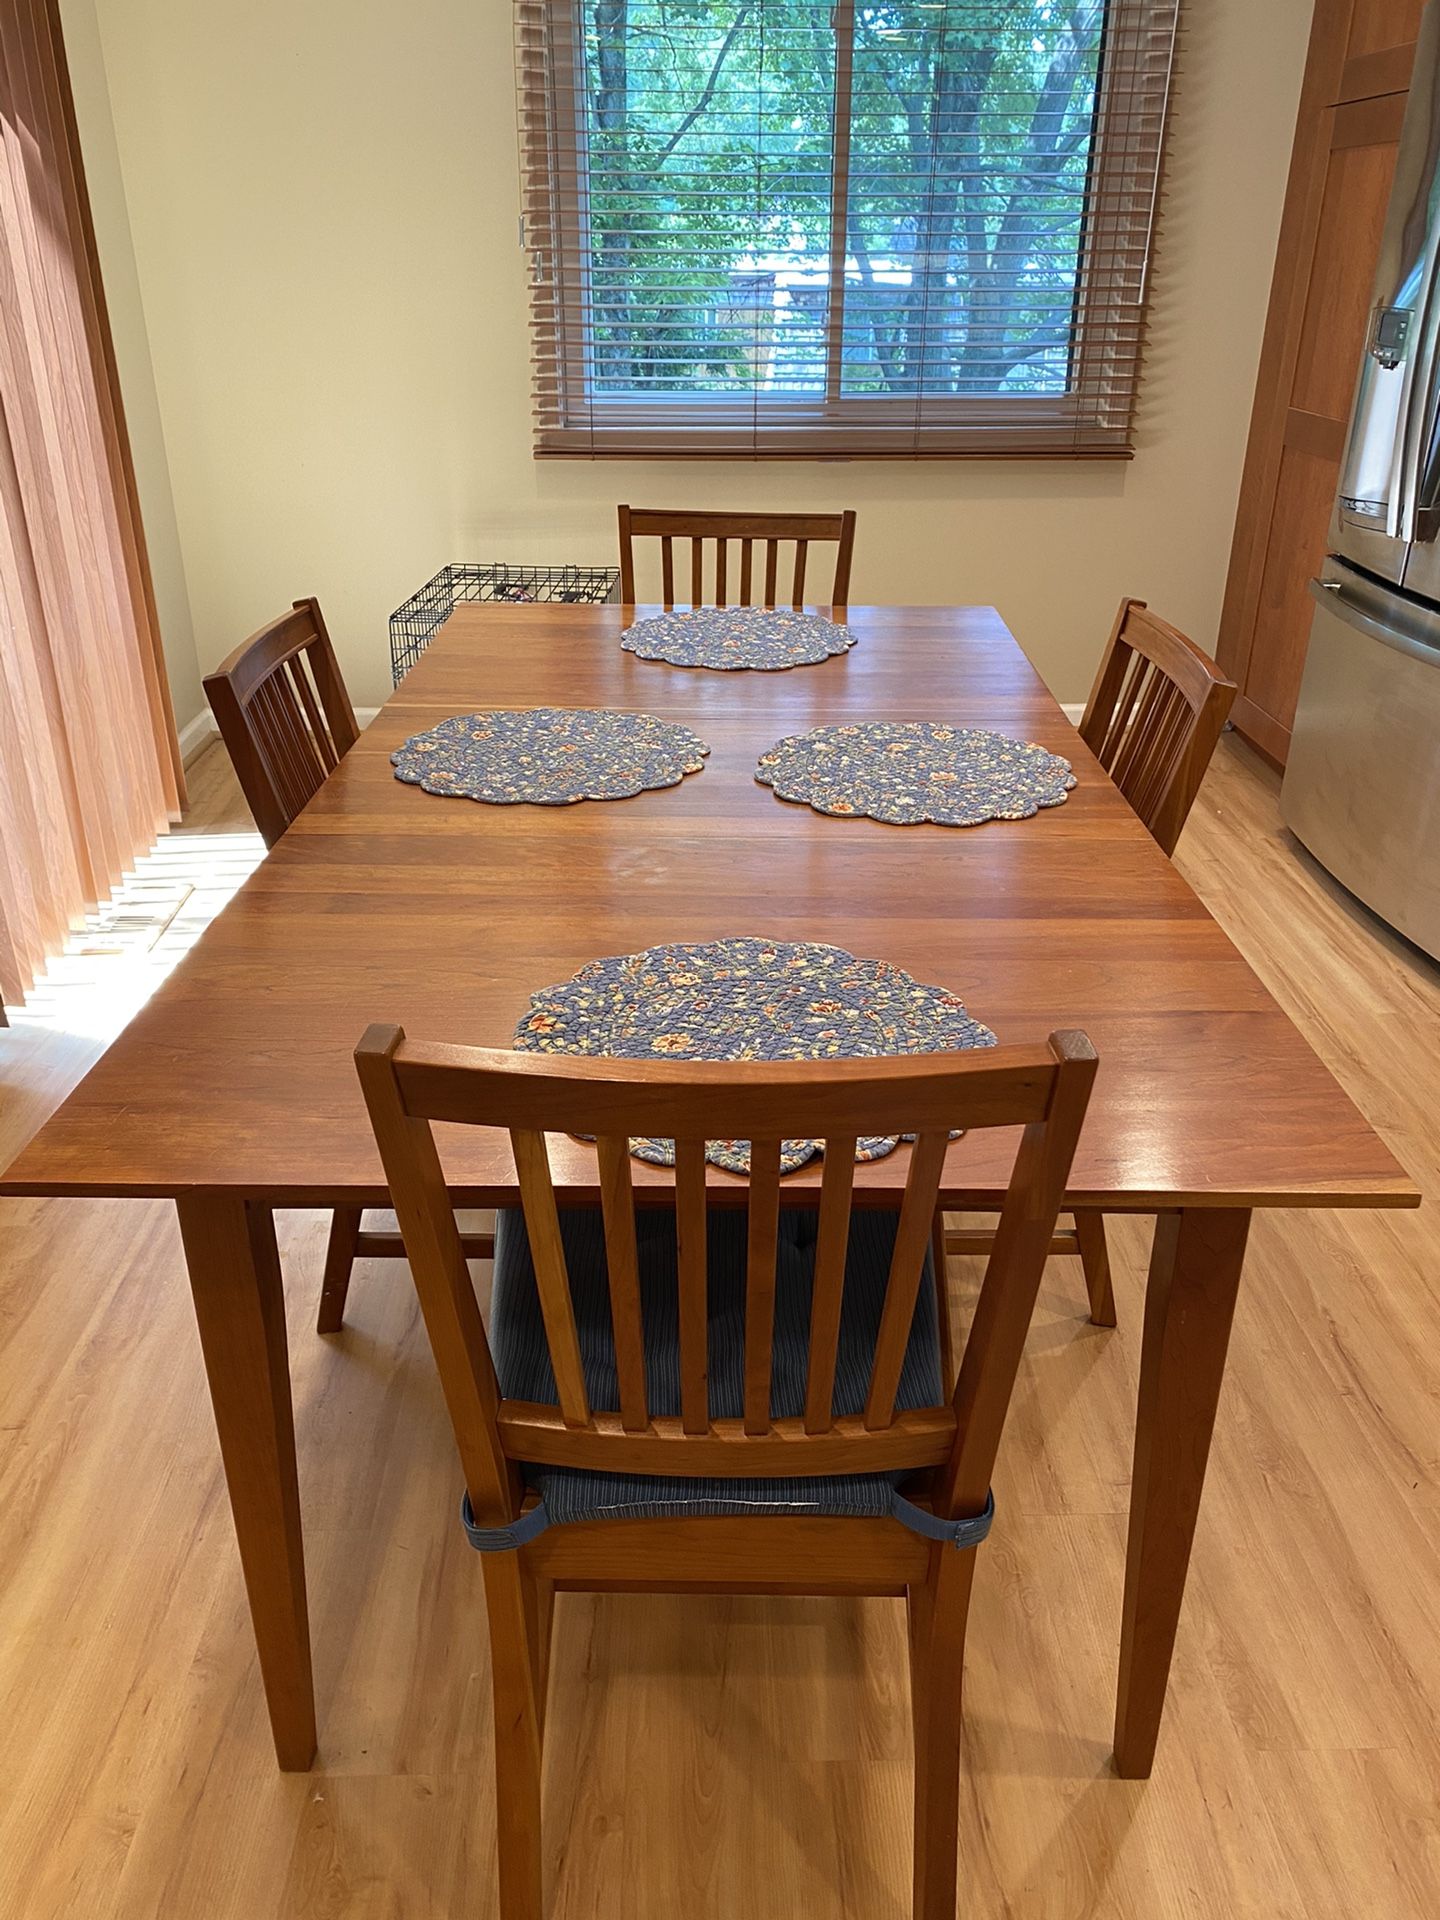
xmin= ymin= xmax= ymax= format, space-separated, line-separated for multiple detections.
xmin=1218 ymin=0 xmax=1424 ymax=767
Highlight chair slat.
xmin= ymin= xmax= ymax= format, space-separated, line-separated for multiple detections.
xmin=286 ymin=689 xmax=327 ymax=799
xmin=792 ymin=539 xmax=807 ymax=607
xmin=864 ymin=1130 xmax=951 ymax=1430
xmin=1127 ymin=680 xmax=1183 ymax=825
xmin=242 ymin=680 xmax=290 ymax=810
xmin=831 ymin=510 xmax=855 ymax=604
xmin=1113 ymin=667 xmax=1168 ymax=793
xmin=931 ymin=1212 xmax=956 ymax=1392
xmin=596 ymin=1135 xmax=648 ymax=1431
xmin=675 ymin=1136 xmax=709 ymax=1434
xmin=253 ymin=679 xmax=310 ymax=815
xmin=739 ymin=538 xmax=753 ymax=604
xmin=1149 ymin=681 xmax=1198 ymax=826
xmin=1137 ymin=682 xmax=1193 ymax=826
xmin=617 ymin=503 xmax=636 ymax=603
xmin=510 ymin=1128 xmax=591 ymax=1428
xmin=289 ymin=656 xmax=338 ymax=771
xmin=1098 ymin=650 xmax=1146 ymax=766
xmin=690 ymin=537 xmax=703 ymax=608
xmin=743 ymin=1137 xmax=782 ymax=1434
xmin=764 ymin=540 xmax=778 ymax=608
xmin=661 ymin=536 xmax=674 ymax=607
xmin=1108 ymin=665 xmax=1153 ymax=789
xmin=271 ymin=676 xmax=324 ymax=804
xmin=803 ymin=1137 xmax=857 ymax=1433
xmin=715 ymin=536 xmax=727 ymax=607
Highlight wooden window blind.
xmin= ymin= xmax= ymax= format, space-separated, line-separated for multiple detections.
xmin=0 ymin=0 xmax=184 ymax=1006
xmin=516 ymin=1 xmax=1178 ymax=459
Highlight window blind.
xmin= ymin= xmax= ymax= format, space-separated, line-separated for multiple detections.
xmin=0 ymin=0 xmax=185 ymax=1004
xmin=516 ymin=1 xmax=1178 ymax=458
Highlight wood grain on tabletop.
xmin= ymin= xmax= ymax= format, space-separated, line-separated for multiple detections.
xmin=0 ymin=738 xmax=1437 ymax=1918
xmin=0 ymin=604 xmax=1416 ymax=1213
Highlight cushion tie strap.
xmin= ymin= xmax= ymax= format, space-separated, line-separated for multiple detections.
xmin=461 ymin=1491 xmax=552 ymax=1554
xmin=460 ymin=1487 xmax=994 ymax=1554
xmin=889 ymin=1486 xmax=995 ymax=1550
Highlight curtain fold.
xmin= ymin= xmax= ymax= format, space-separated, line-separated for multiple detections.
xmin=0 ymin=0 xmax=182 ymax=1006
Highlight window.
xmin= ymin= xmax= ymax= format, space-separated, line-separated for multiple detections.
xmin=515 ymin=1 xmax=1178 ymax=458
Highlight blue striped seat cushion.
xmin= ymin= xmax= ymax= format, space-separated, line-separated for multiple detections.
xmin=490 ymin=1205 xmax=943 ymax=1526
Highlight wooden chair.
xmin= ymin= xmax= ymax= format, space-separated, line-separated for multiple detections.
xmin=204 ymin=600 xmax=491 ymax=1331
xmin=617 ymin=505 xmax=856 ymax=609
xmin=203 ymin=597 xmax=360 ymax=851
xmin=357 ymin=1025 xmax=1097 ymax=1920
xmin=991 ymin=599 xmax=1232 ymax=1326
xmin=1079 ymin=597 xmax=1237 ymax=859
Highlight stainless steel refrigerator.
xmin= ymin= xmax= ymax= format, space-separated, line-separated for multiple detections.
xmin=1282 ymin=1 xmax=1440 ymax=959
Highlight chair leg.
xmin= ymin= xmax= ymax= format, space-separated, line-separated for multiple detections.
xmin=930 ymin=1213 xmax=956 ymax=1393
xmin=1073 ymin=1209 xmax=1117 ymax=1328
xmin=522 ymin=1567 xmax=556 ymax=1745
xmin=483 ymin=1554 xmax=545 ymax=1920
xmin=907 ymin=1546 xmax=977 ymax=1920
xmin=316 ymin=1206 xmax=364 ymax=1335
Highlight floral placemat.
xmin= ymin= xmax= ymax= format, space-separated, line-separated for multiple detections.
xmin=622 ymin=607 xmax=855 ymax=671
xmin=391 ymin=708 xmax=708 ymax=805
xmin=514 ymin=935 xmax=996 ymax=1174
xmin=755 ymin=721 xmax=1075 ymax=825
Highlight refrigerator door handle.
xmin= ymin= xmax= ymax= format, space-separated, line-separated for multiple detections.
xmin=1387 ymin=228 xmax=1440 ymax=542
xmin=1310 ymin=576 xmax=1440 ymax=664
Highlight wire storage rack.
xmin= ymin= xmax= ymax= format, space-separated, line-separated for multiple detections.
xmin=389 ymin=563 xmax=621 ymax=685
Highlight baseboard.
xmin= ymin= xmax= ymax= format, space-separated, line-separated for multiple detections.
xmin=177 ymin=709 xmax=217 ymax=766
xmin=177 ymin=704 xmax=381 ymax=770
xmin=1228 ymin=693 xmax=1289 ymax=771
xmin=1059 ymin=702 xmax=1085 ymax=724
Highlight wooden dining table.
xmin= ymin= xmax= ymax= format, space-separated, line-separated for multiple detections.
xmin=0 ymin=602 xmax=1417 ymax=1783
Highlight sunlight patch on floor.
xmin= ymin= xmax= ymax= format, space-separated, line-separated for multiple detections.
xmin=4 ymin=828 xmax=266 ymax=1046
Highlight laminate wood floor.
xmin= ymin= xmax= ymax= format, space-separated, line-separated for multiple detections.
xmin=0 ymin=736 xmax=1435 ymax=1919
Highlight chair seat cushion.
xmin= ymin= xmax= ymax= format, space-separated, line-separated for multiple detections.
xmin=490 ymin=1204 xmax=943 ymax=1526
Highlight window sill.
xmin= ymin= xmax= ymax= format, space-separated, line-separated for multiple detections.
xmin=533 ymin=445 xmax=1137 ymax=463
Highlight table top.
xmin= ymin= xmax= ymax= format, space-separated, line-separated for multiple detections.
xmin=0 ymin=604 xmax=1417 ymax=1212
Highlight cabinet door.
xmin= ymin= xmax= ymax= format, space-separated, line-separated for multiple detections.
xmin=1347 ymin=0 xmax=1425 ymax=60
xmin=1244 ymin=95 xmax=1406 ymax=746
xmin=1218 ymin=0 xmax=1421 ymax=768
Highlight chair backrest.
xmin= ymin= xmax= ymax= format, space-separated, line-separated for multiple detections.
xmin=203 ymin=597 xmax=359 ymax=848
xmin=356 ymin=1029 xmax=1096 ymax=1531
xmin=1079 ymin=597 xmax=1237 ymax=857
xmin=617 ymin=505 xmax=856 ymax=611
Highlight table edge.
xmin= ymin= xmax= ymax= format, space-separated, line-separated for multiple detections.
xmin=0 ymin=1175 xmax=1422 ymax=1211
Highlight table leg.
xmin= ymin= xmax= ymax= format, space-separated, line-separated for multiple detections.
xmin=177 ymin=1193 xmax=316 ymax=1770
xmin=1114 ymin=1206 xmax=1250 ymax=1778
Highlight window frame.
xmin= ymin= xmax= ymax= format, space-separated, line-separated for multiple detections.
xmin=517 ymin=0 xmax=1179 ymax=460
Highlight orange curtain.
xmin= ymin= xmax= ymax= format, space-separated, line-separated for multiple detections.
xmin=0 ymin=0 xmax=183 ymax=1005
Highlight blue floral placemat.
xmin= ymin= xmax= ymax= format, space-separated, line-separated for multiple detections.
xmin=756 ymin=721 xmax=1076 ymax=825
xmin=514 ymin=935 xmax=996 ymax=1174
xmin=391 ymin=708 xmax=709 ymax=805
xmin=622 ymin=607 xmax=855 ymax=671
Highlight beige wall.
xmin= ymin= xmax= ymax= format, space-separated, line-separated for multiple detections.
xmin=77 ymin=0 xmax=1311 ymax=720
xmin=60 ymin=0 xmax=203 ymax=736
